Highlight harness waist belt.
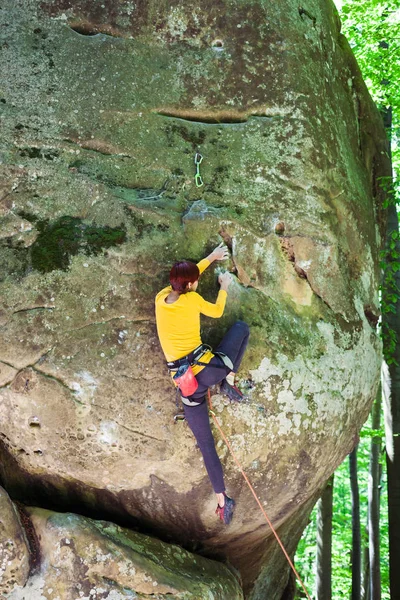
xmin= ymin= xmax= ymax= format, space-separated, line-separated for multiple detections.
xmin=166 ymin=344 xmax=211 ymax=371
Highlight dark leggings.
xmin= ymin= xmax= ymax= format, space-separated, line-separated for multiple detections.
xmin=183 ymin=321 xmax=249 ymax=493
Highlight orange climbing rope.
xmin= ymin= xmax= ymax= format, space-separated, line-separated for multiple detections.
xmin=207 ymin=390 xmax=311 ymax=600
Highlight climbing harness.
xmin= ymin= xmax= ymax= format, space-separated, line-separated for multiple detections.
xmin=207 ymin=389 xmax=312 ymax=600
xmin=167 ymin=344 xmax=228 ymax=399
xmin=168 ymin=343 xmax=210 ymax=397
xmin=167 ymin=343 xmax=211 ymax=372
xmin=170 ymin=346 xmax=233 ymax=419
xmin=194 ymin=152 xmax=204 ymax=187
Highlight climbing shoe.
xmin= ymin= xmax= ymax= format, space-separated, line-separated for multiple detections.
xmin=220 ymin=379 xmax=245 ymax=402
xmin=216 ymin=494 xmax=235 ymax=525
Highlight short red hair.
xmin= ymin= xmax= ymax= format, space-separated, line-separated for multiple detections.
xmin=169 ymin=261 xmax=199 ymax=293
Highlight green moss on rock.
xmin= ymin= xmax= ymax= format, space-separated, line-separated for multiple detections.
xmin=31 ymin=216 xmax=127 ymax=273
xmin=0 ymin=240 xmax=30 ymax=281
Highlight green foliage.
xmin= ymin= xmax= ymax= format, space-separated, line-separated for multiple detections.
xmin=340 ymin=1 xmax=399 ymax=107
xmin=377 ymin=175 xmax=398 ymax=209
xmin=340 ymin=0 xmax=400 ymax=205
xmin=380 ymin=228 xmax=400 ymax=363
xmin=294 ymin=412 xmax=389 ymax=599
xmin=359 ymin=427 xmax=385 ymax=440
xmin=340 ymin=0 xmax=400 ymax=367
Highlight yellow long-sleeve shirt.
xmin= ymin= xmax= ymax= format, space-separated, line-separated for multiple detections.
xmin=155 ymin=259 xmax=227 ymax=375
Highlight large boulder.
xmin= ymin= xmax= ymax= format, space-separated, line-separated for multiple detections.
xmin=0 ymin=487 xmax=242 ymax=600
xmin=0 ymin=0 xmax=390 ymax=598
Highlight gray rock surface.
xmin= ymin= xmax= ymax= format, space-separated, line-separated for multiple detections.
xmin=0 ymin=0 xmax=390 ymax=597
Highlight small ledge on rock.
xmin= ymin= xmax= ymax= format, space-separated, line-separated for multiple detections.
xmin=155 ymin=107 xmax=287 ymax=124
xmin=68 ymin=22 xmax=122 ymax=38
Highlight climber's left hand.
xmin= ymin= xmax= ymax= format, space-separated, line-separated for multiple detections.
xmin=210 ymin=242 xmax=229 ymax=262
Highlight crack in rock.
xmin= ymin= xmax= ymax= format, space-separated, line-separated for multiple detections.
xmin=13 ymin=306 xmax=55 ymax=315
xmin=14 ymin=502 xmax=42 ymax=576
xmin=363 ymin=305 xmax=380 ymax=328
xmin=30 ymin=366 xmax=85 ymax=404
xmin=0 ymin=352 xmax=86 ymax=406
xmin=65 ymin=316 xmax=152 ymax=334
xmin=112 ymin=180 xmax=169 ymax=204
xmin=278 ymin=236 xmax=336 ymax=313
xmin=89 ymin=405 xmax=164 ymax=442
xmin=155 ymin=107 xmax=290 ymax=124
xmin=0 ymin=358 xmax=20 ymax=372
xmin=298 ymin=6 xmax=317 ymax=27
xmin=113 ymin=420 xmax=164 ymax=443
xmin=0 ymin=361 xmax=18 ymax=388
xmin=63 ymin=137 xmax=133 ymax=158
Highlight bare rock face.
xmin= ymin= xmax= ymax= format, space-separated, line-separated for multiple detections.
xmin=0 ymin=487 xmax=30 ymax=596
xmin=0 ymin=487 xmax=242 ymax=600
xmin=0 ymin=0 xmax=390 ymax=598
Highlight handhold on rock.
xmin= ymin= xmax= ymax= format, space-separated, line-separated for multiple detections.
xmin=275 ymin=221 xmax=285 ymax=235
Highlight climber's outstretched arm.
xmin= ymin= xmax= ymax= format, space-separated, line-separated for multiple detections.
xmin=197 ymin=243 xmax=229 ymax=274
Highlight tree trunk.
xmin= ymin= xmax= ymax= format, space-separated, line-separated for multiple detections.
xmin=368 ymin=392 xmax=382 ymax=600
xmin=381 ymin=104 xmax=400 ymax=600
xmin=382 ymin=296 xmax=400 ymax=599
xmin=316 ymin=476 xmax=333 ymax=600
xmin=362 ymin=543 xmax=370 ymax=600
xmin=350 ymin=447 xmax=361 ymax=600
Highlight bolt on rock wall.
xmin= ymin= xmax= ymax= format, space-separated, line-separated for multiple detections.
xmin=0 ymin=0 xmax=390 ymax=598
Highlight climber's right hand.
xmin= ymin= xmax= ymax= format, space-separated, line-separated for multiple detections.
xmin=218 ymin=272 xmax=232 ymax=291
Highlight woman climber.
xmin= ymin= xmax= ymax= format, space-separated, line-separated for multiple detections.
xmin=155 ymin=243 xmax=249 ymax=525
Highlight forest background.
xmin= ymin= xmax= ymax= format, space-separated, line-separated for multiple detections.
xmin=294 ymin=0 xmax=400 ymax=598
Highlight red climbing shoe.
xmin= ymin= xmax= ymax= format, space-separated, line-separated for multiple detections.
xmin=220 ymin=379 xmax=245 ymax=402
xmin=216 ymin=494 xmax=235 ymax=525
